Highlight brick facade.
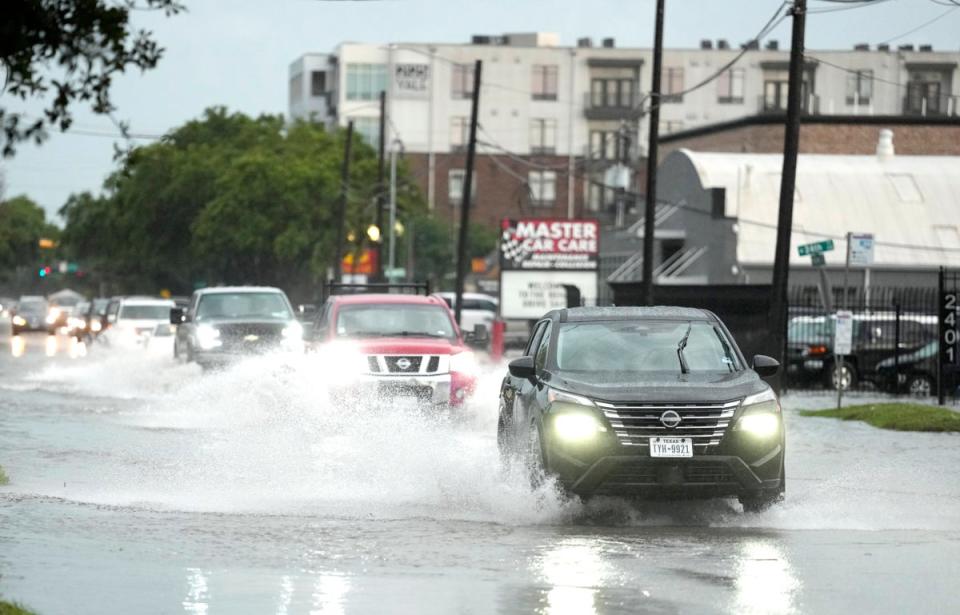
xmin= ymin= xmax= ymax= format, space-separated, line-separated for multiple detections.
xmin=405 ymin=153 xmax=587 ymax=230
xmin=659 ymin=115 xmax=960 ymax=159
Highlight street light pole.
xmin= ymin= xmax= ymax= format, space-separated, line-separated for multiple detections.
xmin=388 ymin=139 xmax=400 ymax=275
xmin=334 ymin=121 xmax=354 ymax=284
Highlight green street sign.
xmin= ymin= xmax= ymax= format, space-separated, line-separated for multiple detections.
xmin=798 ymin=239 xmax=834 ymax=256
xmin=384 ymin=267 xmax=406 ymax=279
xmin=811 ymin=253 xmax=826 ymax=267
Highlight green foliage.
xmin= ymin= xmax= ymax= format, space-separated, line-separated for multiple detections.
xmin=405 ymin=215 xmax=498 ymax=290
xmin=0 ymin=0 xmax=184 ymax=157
xmin=0 ymin=464 xmax=8 ymax=486
xmin=0 ymin=195 xmax=60 ymax=271
xmin=800 ymin=403 xmax=960 ymax=432
xmin=0 ymin=600 xmax=38 ymax=615
xmin=59 ymin=108 xmax=425 ymax=297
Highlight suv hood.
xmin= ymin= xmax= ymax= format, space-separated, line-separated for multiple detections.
xmin=340 ymin=337 xmax=463 ymax=355
xmin=548 ymin=369 xmax=768 ymax=404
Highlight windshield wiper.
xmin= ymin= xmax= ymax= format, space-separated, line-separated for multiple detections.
xmin=677 ymin=322 xmax=692 ymax=375
xmin=381 ymin=330 xmax=448 ymax=338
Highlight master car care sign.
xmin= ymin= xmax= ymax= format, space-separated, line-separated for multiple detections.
xmin=499 ymin=219 xmax=600 ymax=319
xmin=499 ymin=219 xmax=599 ymax=271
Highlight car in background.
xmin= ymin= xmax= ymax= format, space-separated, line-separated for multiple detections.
xmin=144 ymin=322 xmax=177 ymax=357
xmin=67 ymin=300 xmax=91 ymax=337
xmin=100 ymin=297 xmax=176 ymax=348
xmin=0 ymin=297 xmax=15 ymax=318
xmin=497 ymin=306 xmax=785 ymax=512
xmin=170 ymin=286 xmax=302 ymax=369
xmin=437 ymin=292 xmax=496 ymax=344
xmin=786 ymin=312 xmax=937 ymax=390
xmin=11 ymin=296 xmax=49 ymax=335
xmin=310 ymin=286 xmax=488 ymax=409
xmin=874 ymin=341 xmax=960 ymax=397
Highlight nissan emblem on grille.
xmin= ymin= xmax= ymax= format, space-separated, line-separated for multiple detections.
xmin=396 ymin=357 xmax=412 ymax=370
xmin=660 ymin=410 xmax=682 ymax=429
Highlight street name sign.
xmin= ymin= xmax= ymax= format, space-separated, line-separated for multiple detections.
xmin=797 ymin=239 xmax=834 ymax=257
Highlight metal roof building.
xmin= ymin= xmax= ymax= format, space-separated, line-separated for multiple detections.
xmin=609 ymin=131 xmax=960 ymax=289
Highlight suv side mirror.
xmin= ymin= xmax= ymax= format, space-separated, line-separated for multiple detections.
xmin=169 ymin=307 xmax=185 ymax=325
xmin=465 ymin=323 xmax=490 ymax=349
xmin=752 ymin=354 xmax=780 ymax=377
xmin=508 ymin=356 xmax=537 ymax=381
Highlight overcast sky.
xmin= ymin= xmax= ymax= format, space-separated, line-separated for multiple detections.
xmin=2 ymin=0 xmax=958 ymax=220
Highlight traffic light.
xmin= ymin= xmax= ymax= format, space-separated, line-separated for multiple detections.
xmin=38 ymin=266 xmax=52 ymax=278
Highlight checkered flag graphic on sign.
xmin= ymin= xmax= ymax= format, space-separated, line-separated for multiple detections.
xmin=500 ymin=227 xmax=530 ymax=266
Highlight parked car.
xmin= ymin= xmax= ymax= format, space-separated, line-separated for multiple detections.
xmin=0 ymin=296 xmax=15 ymax=318
xmin=436 ymin=292 xmax=497 ymax=344
xmin=11 ymin=296 xmax=49 ymax=335
xmin=786 ymin=312 xmax=937 ymax=390
xmin=170 ymin=286 xmax=302 ymax=369
xmin=497 ymin=306 xmax=784 ymax=511
xmin=309 ymin=285 xmax=488 ymax=409
xmin=874 ymin=341 xmax=960 ymax=397
xmin=100 ymin=296 xmax=176 ymax=348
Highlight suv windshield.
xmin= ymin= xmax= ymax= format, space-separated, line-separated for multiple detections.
xmin=196 ymin=293 xmax=292 ymax=321
xmin=119 ymin=304 xmax=171 ymax=320
xmin=555 ymin=320 xmax=740 ymax=373
xmin=336 ymin=304 xmax=456 ymax=339
xmin=17 ymin=301 xmax=47 ymax=315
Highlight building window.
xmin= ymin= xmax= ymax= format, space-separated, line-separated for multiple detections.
xmin=845 ymin=70 xmax=872 ymax=106
xmin=452 ymin=63 xmax=475 ymax=99
xmin=589 ymin=130 xmax=625 ymax=160
xmin=717 ymin=68 xmax=744 ymax=104
xmin=659 ymin=120 xmax=685 ymax=134
xmin=531 ymin=65 xmax=558 ymax=101
xmin=289 ymin=74 xmax=303 ymax=104
xmin=529 ymin=171 xmax=556 ymax=207
xmin=906 ymin=72 xmax=944 ymax=115
xmin=353 ymin=117 xmax=380 ymax=146
xmin=663 ymin=68 xmax=684 ymax=103
xmin=448 ymin=169 xmax=477 ymax=206
xmin=345 ymin=63 xmax=387 ymax=101
xmin=586 ymin=181 xmax=610 ymax=212
xmin=451 ymin=117 xmax=469 ymax=151
xmin=590 ymin=78 xmax=634 ymax=108
xmin=530 ymin=119 xmax=557 ymax=154
xmin=311 ymin=71 xmax=327 ymax=96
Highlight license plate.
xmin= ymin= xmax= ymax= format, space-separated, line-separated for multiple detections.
xmin=649 ymin=437 xmax=693 ymax=458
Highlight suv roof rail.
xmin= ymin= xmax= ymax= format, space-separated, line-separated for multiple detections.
xmin=324 ymin=281 xmax=431 ymax=298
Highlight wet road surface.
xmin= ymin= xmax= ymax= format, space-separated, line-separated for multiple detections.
xmin=2 ymin=326 xmax=959 ymax=614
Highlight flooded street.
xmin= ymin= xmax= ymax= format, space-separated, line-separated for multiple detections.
xmin=2 ymin=327 xmax=960 ymax=614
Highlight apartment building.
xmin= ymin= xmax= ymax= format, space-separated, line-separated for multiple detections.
xmin=288 ymin=33 xmax=960 ymax=228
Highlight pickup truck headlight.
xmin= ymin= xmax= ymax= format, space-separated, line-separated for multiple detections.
xmin=196 ymin=324 xmax=221 ymax=350
xmin=449 ymin=350 xmax=477 ymax=374
xmin=735 ymin=388 xmax=781 ymax=439
xmin=547 ymin=388 xmax=607 ymax=442
xmin=282 ymin=321 xmax=303 ymax=339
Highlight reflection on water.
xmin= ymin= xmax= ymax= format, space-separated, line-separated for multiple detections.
xmin=10 ymin=335 xmax=25 ymax=357
xmin=311 ymin=574 xmax=350 ymax=615
xmin=276 ymin=575 xmax=295 ymax=615
xmin=45 ymin=335 xmax=58 ymax=357
xmin=539 ymin=539 xmax=608 ymax=615
xmin=183 ymin=567 xmax=210 ymax=615
xmin=68 ymin=337 xmax=87 ymax=358
xmin=733 ymin=540 xmax=799 ymax=615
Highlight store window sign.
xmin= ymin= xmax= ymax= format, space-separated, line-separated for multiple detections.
xmin=394 ymin=64 xmax=430 ymax=96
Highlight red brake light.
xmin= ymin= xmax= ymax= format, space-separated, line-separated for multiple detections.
xmin=807 ymin=344 xmax=828 ymax=356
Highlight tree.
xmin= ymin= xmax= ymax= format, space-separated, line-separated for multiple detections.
xmin=0 ymin=0 xmax=184 ymax=157
xmin=0 ymin=194 xmax=59 ymax=273
xmin=59 ymin=107 xmax=425 ymax=298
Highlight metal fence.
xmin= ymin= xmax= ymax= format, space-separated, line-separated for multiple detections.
xmin=784 ymin=285 xmax=956 ymax=401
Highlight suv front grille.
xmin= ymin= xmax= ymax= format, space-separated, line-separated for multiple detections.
xmin=366 ymin=355 xmax=444 ymax=375
xmin=595 ymin=399 xmax=740 ymax=452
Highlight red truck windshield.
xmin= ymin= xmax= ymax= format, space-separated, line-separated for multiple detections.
xmin=335 ymin=304 xmax=456 ymax=340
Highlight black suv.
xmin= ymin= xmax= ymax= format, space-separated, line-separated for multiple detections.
xmin=170 ymin=286 xmax=303 ymax=370
xmin=497 ymin=306 xmax=784 ymax=511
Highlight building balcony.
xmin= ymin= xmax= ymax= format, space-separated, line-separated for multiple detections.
xmin=583 ymin=92 xmax=642 ymax=121
xmin=758 ymin=93 xmax=821 ymax=115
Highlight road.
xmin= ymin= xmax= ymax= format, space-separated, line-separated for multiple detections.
xmin=1 ymin=324 xmax=959 ymax=614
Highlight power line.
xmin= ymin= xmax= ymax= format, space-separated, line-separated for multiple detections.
xmin=878 ymin=5 xmax=958 ymax=43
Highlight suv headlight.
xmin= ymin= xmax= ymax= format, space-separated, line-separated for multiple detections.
xmin=735 ymin=388 xmax=781 ymax=438
xmin=13 ymin=315 xmax=26 ymax=326
xmin=196 ymin=324 xmax=221 ymax=349
xmin=449 ymin=351 xmax=477 ymax=374
xmin=547 ymin=388 xmax=606 ymax=442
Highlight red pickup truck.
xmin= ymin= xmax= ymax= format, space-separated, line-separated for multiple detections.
xmin=309 ymin=287 xmax=487 ymax=408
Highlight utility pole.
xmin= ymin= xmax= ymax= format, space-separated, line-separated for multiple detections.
xmin=376 ymin=90 xmax=387 ymax=281
xmin=388 ymin=140 xmax=399 ymax=275
xmin=770 ymin=0 xmax=807 ymax=388
xmin=454 ymin=59 xmax=482 ymax=327
xmin=642 ymin=0 xmax=665 ymax=306
xmin=334 ymin=121 xmax=354 ymax=284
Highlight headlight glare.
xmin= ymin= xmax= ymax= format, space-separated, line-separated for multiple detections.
xmin=552 ymin=412 xmax=605 ymax=442
xmin=196 ymin=324 xmax=221 ymax=349
xmin=13 ymin=315 xmax=26 ymax=326
xmin=282 ymin=321 xmax=304 ymax=339
xmin=449 ymin=351 xmax=477 ymax=374
xmin=737 ymin=413 xmax=780 ymax=438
